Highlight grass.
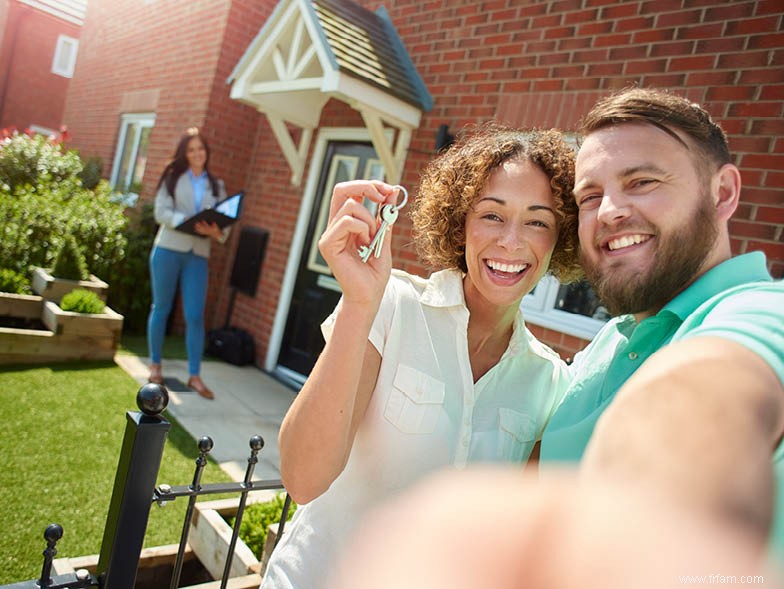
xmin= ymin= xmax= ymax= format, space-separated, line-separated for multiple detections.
xmin=118 ymin=333 xmax=188 ymax=360
xmin=0 ymin=360 xmax=232 ymax=584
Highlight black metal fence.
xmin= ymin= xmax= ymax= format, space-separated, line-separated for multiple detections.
xmin=3 ymin=383 xmax=288 ymax=589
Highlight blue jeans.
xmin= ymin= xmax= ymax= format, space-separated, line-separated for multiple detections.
xmin=147 ymin=246 xmax=208 ymax=376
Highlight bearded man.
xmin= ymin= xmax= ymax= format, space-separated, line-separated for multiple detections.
xmin=540 ymin=87 xmax=784 ymax=560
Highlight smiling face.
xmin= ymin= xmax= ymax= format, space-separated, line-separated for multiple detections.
xmin=186 ymin=136 xmax=207 ymax=173
xmin=574 ymin=123 xmax=721 ymax=319
xmin=463 ymin=157 xmax=558 ymax=314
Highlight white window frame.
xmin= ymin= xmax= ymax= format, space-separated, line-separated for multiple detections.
xmin=110 ymin=113 xmax=156 ymax=195
xmin=28 ymin=124 xmax=57 ymax=137
xmin=521 ymin=275 xmax=606 ymax=341
xmin=519 ymin=131 xmax=607 ymax=341
xmin=51 ymin=35 xmax=79 ymax=78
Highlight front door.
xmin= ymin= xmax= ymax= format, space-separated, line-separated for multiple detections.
xmin=276 ymin=141 xmax=384 ymax=383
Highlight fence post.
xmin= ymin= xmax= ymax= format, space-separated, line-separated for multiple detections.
xmin=95 ymin=383 xmax=171 ymax=588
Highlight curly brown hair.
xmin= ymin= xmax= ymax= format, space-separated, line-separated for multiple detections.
xmin=410 ymin=123 xmax=582 ymax=283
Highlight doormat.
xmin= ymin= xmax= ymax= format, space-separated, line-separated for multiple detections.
xmin=162 ymin=376 xmax=191 ymax=393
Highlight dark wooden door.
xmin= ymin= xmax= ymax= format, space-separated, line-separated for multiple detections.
xmin=277 ymin=141 xmax=383 ymax=380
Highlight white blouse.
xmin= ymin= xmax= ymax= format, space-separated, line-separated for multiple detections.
xmin=261 ymin=268 xmax=572 ymax=589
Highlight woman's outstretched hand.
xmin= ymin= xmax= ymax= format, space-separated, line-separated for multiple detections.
xmin=319 ymin=180 xmax=401 ymax=306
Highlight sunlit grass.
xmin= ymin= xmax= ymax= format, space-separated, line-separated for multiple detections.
xmin=118 ymin=333 xmax=188 ymax=360
xmin=0 ymin=361 xmax=231 ymax=584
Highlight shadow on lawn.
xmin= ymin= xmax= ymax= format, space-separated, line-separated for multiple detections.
xmin=0 ymin=359 xmax=117 ymax=373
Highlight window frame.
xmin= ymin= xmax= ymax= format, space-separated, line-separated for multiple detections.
xmin=110 ymin=113 xmax=156 ymax=196
xmin=521 ymin=275 xmax=606 ymax=341
xmin=518 ymin=130 xmax=607 ymax=341
xmin=51 ymin=34 xmax=79 ymax=78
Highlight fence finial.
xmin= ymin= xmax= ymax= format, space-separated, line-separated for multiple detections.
xmin=136 ymin=383 xmax=169 ymax=416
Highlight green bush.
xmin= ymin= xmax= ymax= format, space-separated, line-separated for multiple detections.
xmin=232 ymin=493 xmax=297 ymax=559
xmin=103 ymin=202 xmax=156 ymax=333
xmin=0 ymin=132 xmax=83 ymax=191
xmin=0 ymin=268 xmax=31 ymax=294
xmin=78 ymin=155 xmax=103 ymax=190
xmin=59 ymin=289 xmax=106 ymax=314
xmin=51 ymin=233 xmax=89 ymax=280
xmin=0 ymin=181 xmax=127 ymax=282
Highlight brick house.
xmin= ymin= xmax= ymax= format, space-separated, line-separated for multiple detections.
xmin=0 ymin=0 xmax=86 ymax=133
xmin=62 ymin=0 xmax=783 ymax=386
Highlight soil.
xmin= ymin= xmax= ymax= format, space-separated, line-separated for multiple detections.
xmin=0 ymin=315 xmax=48 ymax=330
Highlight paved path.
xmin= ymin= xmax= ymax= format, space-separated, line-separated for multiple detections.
xmin=115 ymin=354 xmax=297 ymax=482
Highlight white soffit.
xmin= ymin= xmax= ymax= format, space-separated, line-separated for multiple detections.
xmin=229 ymin=0 xmax=431 ymax=185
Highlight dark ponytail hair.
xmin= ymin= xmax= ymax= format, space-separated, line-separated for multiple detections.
xmin=156 ymin=127 xmax=220 ymax=198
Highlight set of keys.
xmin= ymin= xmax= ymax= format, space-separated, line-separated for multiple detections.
xmin=358 ymin=185 xmax=408 ymax=263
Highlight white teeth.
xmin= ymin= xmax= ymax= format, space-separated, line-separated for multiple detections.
xmin=607 ymin=234 xmax=648 ymax=251
xmin=487 ymin=260 xmax=528 ymax=273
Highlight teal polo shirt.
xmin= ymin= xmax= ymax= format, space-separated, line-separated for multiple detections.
xmin=540 ymin=251 xmax=784 ymax=556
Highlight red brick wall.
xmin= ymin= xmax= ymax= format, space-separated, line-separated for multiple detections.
xmin=356 ymin=0 xmax=783 ymax=358
xmin=0 ymin=1 xmax=9 ymax=47
xmin=62 ymin=0 xmax=268 ymax=333
xmin=227 ymin=0 xmax=784 ymax=364
xmin=64 ymin=0 xmax=783 ymax=365
xmin=0 ymin=1 xmax=79 ymax=131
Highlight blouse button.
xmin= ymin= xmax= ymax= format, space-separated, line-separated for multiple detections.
xmin=628 ymin=352 xmax=638 ymax=360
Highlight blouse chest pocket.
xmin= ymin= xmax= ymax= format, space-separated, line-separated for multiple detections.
xmin=383 ymin=365 xmax=445 ymax=434
xmin=498 ymin=408 xmax=538 ymax=462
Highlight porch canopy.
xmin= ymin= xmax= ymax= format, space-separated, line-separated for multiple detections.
xmin=228 ymin=0 xmax=432 ymax=185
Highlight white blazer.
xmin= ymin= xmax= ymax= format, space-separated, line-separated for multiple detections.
xmin=152 ymin=173 xmax=229 ymax=258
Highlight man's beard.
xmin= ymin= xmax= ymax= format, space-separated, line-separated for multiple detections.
xmin=581 ymin=196 xmax=718 ymax=317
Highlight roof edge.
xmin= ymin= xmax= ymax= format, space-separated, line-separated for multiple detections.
xmin=375 ymin=5 xmax=433 ymax=112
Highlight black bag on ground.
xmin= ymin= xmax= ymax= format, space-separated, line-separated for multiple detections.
xmin=206 ymin=327 xmax=255 ymax=366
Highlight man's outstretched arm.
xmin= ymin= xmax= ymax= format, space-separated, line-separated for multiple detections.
xmin=581 ymin=336 xmax=784 ymax=538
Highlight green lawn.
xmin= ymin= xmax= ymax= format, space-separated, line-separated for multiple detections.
xmin=118 ymin=333 xmax=188 ymax=360
xmin=0 ymin=360 xmax=232 ymax=584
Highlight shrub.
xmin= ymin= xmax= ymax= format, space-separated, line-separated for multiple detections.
xmin=0 ymin=268 xmax=31 ymax=294
xmin=232 ymin=493 xmax=297 ymax=559
xmin=0 ymin=131 xmax=83 ymax=191
xmin=0 ymin=180 xmax=127 ymax=281
xmin=104 ymin=201 xmax=156 ymax=333
xmin=79 ymin=155 xmax=103 ymax=190
xmin=59 ymin=289 xmax=106 ymax=314
xmin=51 ymin=233 xmax=89 ymax=280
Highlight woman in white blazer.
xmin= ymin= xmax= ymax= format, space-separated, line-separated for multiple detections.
xmin=147 ymin=128 xmax=228 ymax=399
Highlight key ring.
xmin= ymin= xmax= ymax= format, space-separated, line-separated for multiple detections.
xmin=392 ymin=185 xmax=408 ymax=209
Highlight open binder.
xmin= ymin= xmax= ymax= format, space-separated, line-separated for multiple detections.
xmin=175 ymin=191 xmax=245 ymax=235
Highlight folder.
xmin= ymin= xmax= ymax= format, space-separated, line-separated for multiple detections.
xmin=176 ymin=191 xmax=244 ymax=235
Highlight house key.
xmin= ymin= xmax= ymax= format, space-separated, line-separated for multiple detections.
xmin=358 ymin=186 xmax=408 ymax=263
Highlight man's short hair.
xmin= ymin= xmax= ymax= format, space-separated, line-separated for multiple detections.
xmin=578 ymin=87 xmax=732 ymax=172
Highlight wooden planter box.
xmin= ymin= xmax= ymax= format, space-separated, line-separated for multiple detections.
xmin=0 ymin=293 xmax=124 ymax=364
xmin=189 ymin=494 xmax=280 ymax=585
xmin=50 ymin=494 xmax=279 ymax=589
xmin=40 ymin=301 xmax=123 ymax=360
xmin=0 ymin=291 xmax=53 ymax=364
xmin=31 ymin=267 xmax=109 ymax=303
xmin=53 ymin=544 xmax=213 ymax=589
xmin=0 ymin=291 xmax=44 ymax=320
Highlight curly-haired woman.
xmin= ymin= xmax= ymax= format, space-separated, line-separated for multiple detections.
xmin=262 ymin=123 xmax=582 ymax=589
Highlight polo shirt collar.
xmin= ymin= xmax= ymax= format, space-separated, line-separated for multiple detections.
xmin=662 ymin=251 xmax=771 ymax=320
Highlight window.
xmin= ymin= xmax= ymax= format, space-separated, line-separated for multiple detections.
xmin=28 ymin=124 xmax=56 ymax=137
xmin=52 ymin=35 xmax=79 ymax=78
xmin=518 ymin=131 xmax=609 ymax=340
xmin=522 ymin=276 xmax=609 ymax=340
xmin=110 ymin=113 xmax=155 ymax=202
